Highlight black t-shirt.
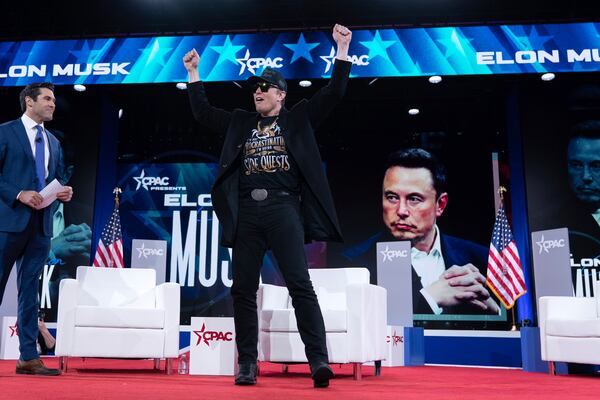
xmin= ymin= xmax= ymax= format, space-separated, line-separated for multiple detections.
xmin=239 ymin=116 xmax=301 ymax=196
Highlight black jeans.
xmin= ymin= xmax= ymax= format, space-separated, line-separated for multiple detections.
xmin=231 ymin=194 xmax=328 ymax=366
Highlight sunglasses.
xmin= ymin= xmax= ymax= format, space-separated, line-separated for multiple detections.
xmin=252 ymin=81 xmax=278 ymax=93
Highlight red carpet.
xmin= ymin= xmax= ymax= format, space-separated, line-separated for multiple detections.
xmin=1 ymin=358 xmax=598 ymax=400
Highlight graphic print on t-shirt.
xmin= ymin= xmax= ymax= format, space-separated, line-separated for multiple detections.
xmin=243 ymin=119 xmax=291 ymax=175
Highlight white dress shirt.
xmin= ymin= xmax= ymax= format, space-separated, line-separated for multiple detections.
xmin=411 ymin=225 xmax=446 ymax=315
xmin=21 ymin=113 xmax=50 ymax=178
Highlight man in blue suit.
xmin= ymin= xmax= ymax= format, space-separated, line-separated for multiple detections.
xmin=382 ymin=148 xmax=500 ymax=315
xmin=0 ymin=82 xmax=73 ymax=375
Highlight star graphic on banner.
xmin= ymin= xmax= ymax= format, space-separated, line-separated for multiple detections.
xmin=535 ymin=235 xmax=547 ymax=254
xmin=436 ymin=28 xmax=474 ymax=59
xmin=236 ymin=49 xmax=255 ymax=75
xmin=193 ymin=323 xmax=209 ymax=346
xmin=9 ymin=321 xmax=18 ymax=337
xmin=210 ymin=35 xmax=245 ymax=66
xmin=133 ymin=169 xmax=146 ymax=190
xmin=69 ymin=40 xmax=103 ymax=63
xmin=136 ymin=242 xmax=147 ymax=258
xmin=320 ymin=47 xmax=337 ymax=73
xmin=138 ymin=39 xmax=174 ymax=67
xmin=515 ymin=26 xmax=553 ymax=50
xmin=283 ymin=33 xmax=320 ymax=63
xmin=359 ymin=31 xmax=395 ymax=61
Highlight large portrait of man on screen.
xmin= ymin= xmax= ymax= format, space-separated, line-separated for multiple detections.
xmin=525 ymin=83 xmax=600 ymax=299
xmin=380 ymin=148 xmax=501 ymax=318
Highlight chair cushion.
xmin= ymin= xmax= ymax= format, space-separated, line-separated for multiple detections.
xmin=260 ymin=309 xmax=346 ymax=332
xmin=75 ymin=306 xmax=165 ymax=329
xmin=546 ymin=319 xmax=600 ymax=337
xmin=76 ymin=267 xmax=157 ymax=308
xmin=316 ymin=287 xmax=347 ymax=310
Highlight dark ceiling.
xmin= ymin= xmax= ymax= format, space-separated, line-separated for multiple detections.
xmin=2 ymin=0 xmax=600 ymax=41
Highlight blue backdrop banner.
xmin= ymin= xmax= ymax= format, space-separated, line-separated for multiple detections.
xmin=1 ymin=22 xmax=600 ymax=86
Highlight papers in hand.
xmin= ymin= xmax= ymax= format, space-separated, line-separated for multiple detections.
xmin=35 ymin=179 xmax=64 ymax=210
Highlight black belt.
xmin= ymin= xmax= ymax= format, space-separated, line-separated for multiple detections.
xmin=246 ymin=189 xmax=293 ymax=201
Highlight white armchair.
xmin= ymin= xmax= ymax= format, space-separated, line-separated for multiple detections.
xmin=55 ymin=266 xmax=180 ymax=373
xmin=538 ymin=281 xmax=600 ymax=373
xmin=257 ymin=267 xmax=387 ymax=379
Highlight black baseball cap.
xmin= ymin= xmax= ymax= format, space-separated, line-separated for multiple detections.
xmin=247 ymin=67 xmax=287 ymax=92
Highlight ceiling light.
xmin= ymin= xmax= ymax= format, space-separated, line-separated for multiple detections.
xmin=541 ymin=73 xmax=555 ymax=81
xmin=428 ymin=75 xmax=442 ymax=84
xmin=408 ymin=108 xmax=420 ymax=116
xmin=118 ymin=109 xmax=123 ymax=119
xmin=176 ymin=82 xmax=187 ymax=90
xmin=73 ymin=84 xmax=86 ymax=92
xmin=299 ymin=80 xmax=312 ymax=88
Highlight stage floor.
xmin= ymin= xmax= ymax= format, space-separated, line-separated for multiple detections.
xmin=1 ymin=358 xmax=598 ymax=399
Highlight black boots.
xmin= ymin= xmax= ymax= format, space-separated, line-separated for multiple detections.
xmin=235 ymin=361 xmax=333 ymax=388
xmin=310 ymin=362 xmax=334 ymax=388
xmin=234 ymin=363 xmax=258 ymax=385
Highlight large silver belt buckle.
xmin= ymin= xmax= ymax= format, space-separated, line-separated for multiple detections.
xmin=251 ymin=189 xmax=268 ymax=201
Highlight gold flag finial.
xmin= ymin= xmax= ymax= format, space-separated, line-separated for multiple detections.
xmin=498 ymin=186 xmax=507 ymax=201
xmin=113 ymin=187 xmax=122 ymax=207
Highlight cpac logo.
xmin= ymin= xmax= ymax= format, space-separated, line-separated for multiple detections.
xmin=535 ymin=235 xmax=566 ymax=254
xmin=386 ymin=330 xmax=403 ymax=346
xmin=193 ymin=323 xmax=233 ymax=347
xmin=136 ymin=242 xmax=164 ymax=259
xmin=133 ymin=169 xmax=169 ymax=190
xmin=320 ymin=47 xmax=369 ymax=73
xmin=380 ymin=245 xmax=408 ymax=262
xmin=237 ymin=50 xmax=284 ymax=75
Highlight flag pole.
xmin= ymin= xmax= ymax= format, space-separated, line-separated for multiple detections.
xmin=510 ymin=307 xmax=517 ymax=331
xmin=498 ymin=186 xmax=518 ymax=332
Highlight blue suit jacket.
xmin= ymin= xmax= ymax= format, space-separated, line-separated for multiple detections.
xmin=412 ymin=233 xmax=492 ymax=315
xmin=0 ymin=118 xmax=65 ymax=236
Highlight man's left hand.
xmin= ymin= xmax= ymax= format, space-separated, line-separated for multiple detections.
xmin=57 ymin=186 xmax=73 ymax=202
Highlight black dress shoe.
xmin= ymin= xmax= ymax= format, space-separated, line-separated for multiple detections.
xmin=310 ymin=362 xmax=334 ymax=388
xmin=235 ymin=363 xmax=257 ymax=385
xmin=16 ymin=359 xmax=60 ymax=376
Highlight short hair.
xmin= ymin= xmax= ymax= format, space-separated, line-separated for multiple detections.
xmin=569 ymin=120 xmax=600 ymax=141
xmin=385 ymin=148 xmax=447 ymax=196
xmin=19 ymin=82 xmax=55 ymax=112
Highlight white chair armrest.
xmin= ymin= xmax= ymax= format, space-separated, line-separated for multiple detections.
xmin=258 ymin=284 xmax=290 ymax=310
xmin=346 ymin=283 xmax=387 ymax=362
xmin=156 ymin=282 xmax=181 ymax=358
xmin=55 ymin=278 xmax=79 ymax=356
xmin=539 ymin=296 xmax=596 ymax=321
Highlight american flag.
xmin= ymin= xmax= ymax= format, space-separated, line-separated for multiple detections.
xmin=93 ymin=205 xmax=124 ymax=268
xmin=486 ymin=203 xmax=527 ymax=309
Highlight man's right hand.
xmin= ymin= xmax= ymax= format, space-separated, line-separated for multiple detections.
xmin=18 ymin=191 xmax=43 ymax=209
